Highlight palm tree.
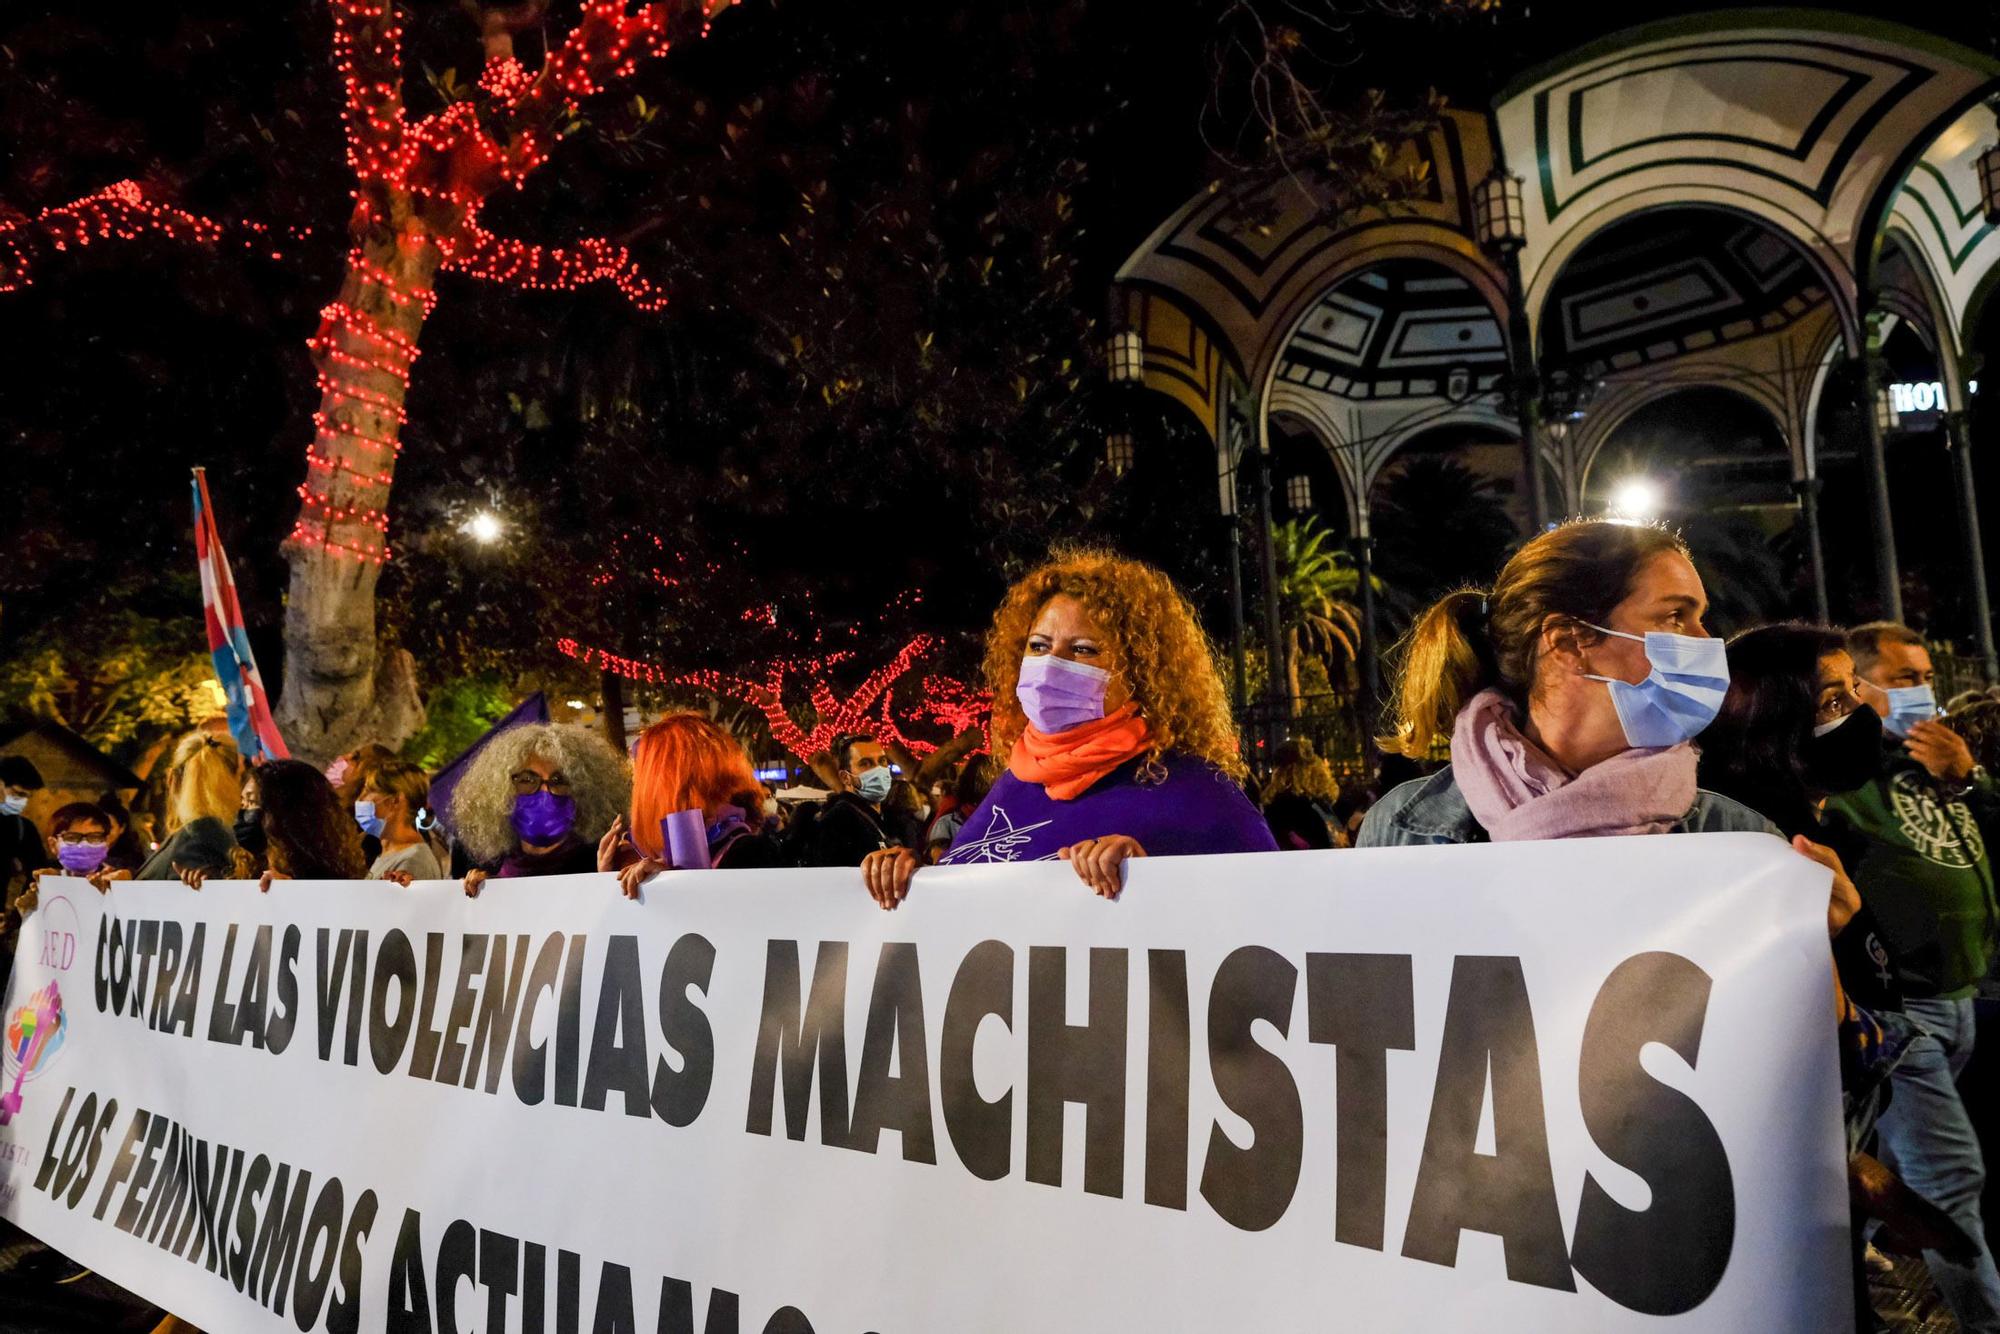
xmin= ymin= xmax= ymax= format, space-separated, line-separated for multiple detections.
xmin=1270 ymin=517 xmax=1369 ymax=708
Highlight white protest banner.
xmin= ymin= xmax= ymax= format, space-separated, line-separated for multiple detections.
xmin=0 ymin=833 xmax=1849 ymax=1333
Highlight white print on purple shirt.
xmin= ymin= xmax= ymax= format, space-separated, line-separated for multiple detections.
xmin=938 ymin=806 xmax=1058 ymax=864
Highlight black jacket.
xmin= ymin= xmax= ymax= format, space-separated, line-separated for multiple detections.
xmin=793 ymin=792 xmax=898 ymax=868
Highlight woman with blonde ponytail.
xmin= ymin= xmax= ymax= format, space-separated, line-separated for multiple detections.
xmin=1360 ymin=520 xmax=1804 ymax=848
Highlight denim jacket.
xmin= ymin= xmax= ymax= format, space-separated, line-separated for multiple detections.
xmin=1357 ymin=765 xmax=1780 ymax=847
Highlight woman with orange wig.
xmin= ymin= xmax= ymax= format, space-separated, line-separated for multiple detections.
xmin=863 ymin=548 xmax=1274 ymax=907
xmin=598 ymin=712 xmax=781 ymax=896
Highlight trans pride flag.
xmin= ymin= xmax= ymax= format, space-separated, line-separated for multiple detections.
xmin=192 ymin=468 xmax=288 ymax=761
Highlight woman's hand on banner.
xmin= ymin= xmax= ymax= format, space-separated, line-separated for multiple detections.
xmin=619 ymin=858 xmax=664 ymax=900
xmin=463 ymin=868 xmax=488 ymax=898
xmin=1790 ymin=836 xmax=1860 ymax=936
xmin=259 ymin=870 xmax=285 ymax=894
xmin=1058 ymin=836 xmax=1146 ymax=899
xmin=598 ymin=816 xmax=630 ymax=873
xmin=176 ymin=864 xmax=207 ymax=891
xmin=381 ymin=870 xmax=415 ymax=887
xmin=862 ymin=847 xmax=920 ymax=910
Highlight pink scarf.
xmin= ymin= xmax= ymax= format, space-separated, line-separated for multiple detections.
xmin=1450 ymin=689 xmax=1698 ymax=841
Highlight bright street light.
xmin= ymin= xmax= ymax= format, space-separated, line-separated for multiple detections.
xmin=463 ymin=511 xmax=503 ymax=544
xmin=1607 ymin=477 xmax=1662 ymax=523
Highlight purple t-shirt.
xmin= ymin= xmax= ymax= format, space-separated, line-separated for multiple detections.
xmin=940 ymin=753 xmax=1278 ymax=864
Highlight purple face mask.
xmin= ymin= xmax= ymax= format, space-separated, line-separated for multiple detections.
xmin=57 ymin=841 xmax=110 ymax=873
xmin=1016 ymin=653 xmax=1112 ymax=734
xmin=512 ymin=790 xmax=578 ymax=845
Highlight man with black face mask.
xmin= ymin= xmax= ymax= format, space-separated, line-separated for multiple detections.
xmin=1822 ymin=623 xmax=2000 ymax=1333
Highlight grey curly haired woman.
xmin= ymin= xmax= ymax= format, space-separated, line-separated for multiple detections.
xmin=451 ymin=722 xmax=630 ymax=896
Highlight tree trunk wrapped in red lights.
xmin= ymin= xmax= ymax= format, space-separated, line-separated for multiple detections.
xmin=0 ymin=1 xmax=725 ymax=762
xmin=277 ymin=0 xmax=720 ymax=761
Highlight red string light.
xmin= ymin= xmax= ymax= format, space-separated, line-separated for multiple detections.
xmin=6 ymin=0 xmax=741 ymax=566
xmin=557 ymin=635 xmax=941 ymax=762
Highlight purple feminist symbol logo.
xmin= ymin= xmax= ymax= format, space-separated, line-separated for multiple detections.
xmin=0 ymin=981 xmax=65 ymax=1126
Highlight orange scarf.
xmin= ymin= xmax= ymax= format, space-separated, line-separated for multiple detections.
xmin=1009 ymin=704 xmax=1153 ymax=801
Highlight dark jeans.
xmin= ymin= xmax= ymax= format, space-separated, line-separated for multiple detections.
xmin=1877 ymin=996 xmax=2000 ymax=1332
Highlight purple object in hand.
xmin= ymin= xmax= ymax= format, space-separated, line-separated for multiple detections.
xmin=661 ymin=809 xmax=709 ymax=870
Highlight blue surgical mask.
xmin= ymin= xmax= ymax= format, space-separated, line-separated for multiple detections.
xmin=1875 ymin=684 xmax=1939 ymax=739
xmin=0 ymin=794 xmax=25 ymax=818
xmin=353 ymin=800 xmax=385 ymax=839
xmin=853 ymin=768 xmax=894 ymax=804
xmin=1582 ymin=623 xmax=1730 ymax=749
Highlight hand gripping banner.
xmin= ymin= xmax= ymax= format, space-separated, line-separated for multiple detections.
xmin=0 ymin=834 xmax=1850 ymax=1333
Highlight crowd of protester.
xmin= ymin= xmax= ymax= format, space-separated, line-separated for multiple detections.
xmin=1 ymin=527 xmax=1999 ymax=1331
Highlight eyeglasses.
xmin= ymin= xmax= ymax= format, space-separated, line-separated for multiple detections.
xmin=510 ymin=771 xmax=571 ymax=796
xmin=56 ymin=832 xmax=108 ymax=846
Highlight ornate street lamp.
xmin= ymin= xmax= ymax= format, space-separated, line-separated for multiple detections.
xmin=1107 ymin=329 xmax=1145 ymax=384
xmin=1286 ymin=474 xmax=1312 ymax=512
xmin=1978 ymin=143 xmax=2000 ymax=225
xmin=1472 ymin=170 xmax=1528 ymax=251
xmin=1472 ymin=169 xmax=1545 ymax=528
xmin=1105 ymin=432 xmax=1135 ymax=476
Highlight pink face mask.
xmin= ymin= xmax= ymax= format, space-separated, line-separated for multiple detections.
xmin=1016 ymin=654 xmax=1111 ymax=734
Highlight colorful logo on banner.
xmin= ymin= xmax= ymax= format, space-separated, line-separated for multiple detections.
xmin=0 ymin=980 xmax=67 ymax=1124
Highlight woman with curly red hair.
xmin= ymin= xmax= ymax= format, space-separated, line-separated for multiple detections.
xmin=599 ymin=712 xmax=782 ymax=896
xmin=863 ymin=548 xmax=1274 ymax=907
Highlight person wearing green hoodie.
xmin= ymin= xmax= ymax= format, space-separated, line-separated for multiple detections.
xmin=1822 ymin=621 xmax=2000 ymax=1332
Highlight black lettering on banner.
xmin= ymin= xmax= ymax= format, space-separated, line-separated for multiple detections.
xmin=523 ymin=1241 xmax=548 ymax=1334
xmin=182 ymin=1143 xmax=224 ymax=1267
xmin=409 ymin=933 xmax=450 ymax=1081
xmin=433 ymin=935 xmax=488 ymax=1088
xmin=593 ymin=1260 xmax=637 ymax=1334
xmin=208 ymin=926 xmax=239 ymax=1043
xmin=330 ymin=1188 xmax=377 ymax=1334
xmin=166 ymin=925 xmax=205 ymax=1038
xmin=848 ymin=943 xmax=936 ymax=1163
xmin=95 ymin=1107 xmax=149 ymax=1223
xmin=134 ymin=1119 xmax=184 ymax=1240
xmin=208 ymin=1148 xmax=248 ymax=1275
xmin=168 ymin=1137 xmax=208 ymax=1258
xmin=480 ymin=1228 xmax=521 ymax=1333
xmin=555 ymin=935 xmax=590 ymax=1108
xmin=266 ymin=926 xmax=303 ymax=1056
xmin=94 ymin=918 xmax=112 ymax=1012
xmin=32 ymin=1085 xmax=75 ymax=1192
xmin=512 ymin=932 xmax=568 ymax=1105
xmin=939 ymin=939 xmax=1013 ymax=1182
xmin=1305 ymin=953 xmax=1415 ymax=1250
xmin=119 ymin=1110 xmax=172 ymax=1233
xmin=652 ymin=933 xmax=717 ymax=1127
xmin=1570 ymin=951 xmax=1735 ymax=1316
xmin=132 ymin=920 xmax=159 ymax=1020
xmin=761 ymin=1310 xmax=815 ymax=1334
xmin=1199 ymin=946 xmax=1303 ymax=1231
xmin=559 ymin=1248 xmax=583 ymax=1334
xmin=659 ymin=1278 xmax=741 ymax=1334
xmin=291 ymin=1174 xmax=345 ymax=1332
xmin=371 ymin=929 xmax=419 ymax=1074
xmin=345 ymin=930 xmax=370 ymax=1067
xmin=1144 ymin=950 xmax=1191 ymax=1211
xmin=1026 ymin=946 xmax=1126 ymax=1198
xmin=160 ymin=1136 xmax=201 ymax=1256
xmin=435 ymin=1217 xmax=477 ymax=1334
xmin=233 ymin=926 xmax=276 ymax=1049
xmin=146 ymin=921 xmax=183 ymax=1030
xmin=470 ymin=934 xmax=531 ymax=1095
xmin=746 ymin=941 xmax=851 ymax=1146
xmin=228 ymin=1152 xmax=273 ymax=1292
xmin=1401 ymin=956 xmax=1574 ymax=1291
xmin=316 ymin=928 xmax=355 ymax=1063
xmin=248 ymin=1163 xmax=313 ymax=1315
xmin=387 ymin=1208 xmax=432 ymax=1334
xmin=583 ymin=936 xmax=653 ymax=1118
